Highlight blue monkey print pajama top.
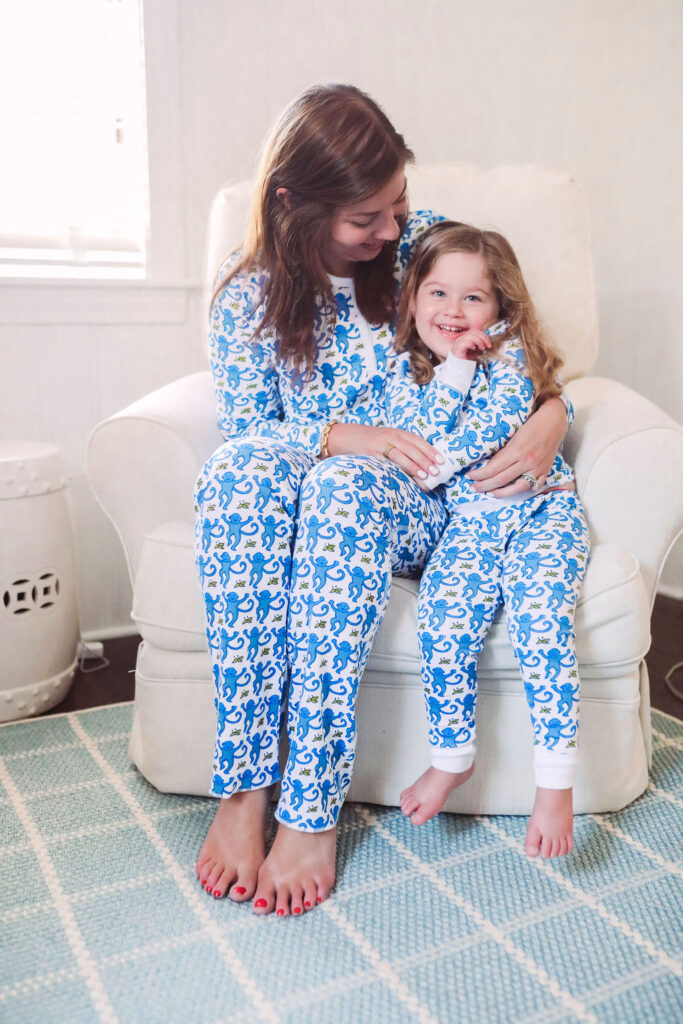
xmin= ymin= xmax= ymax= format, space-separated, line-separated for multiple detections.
xmin=194 ymin=211 xmax=448 ymax=833
xmin=385 ymin=325 xmax=590 ymax=789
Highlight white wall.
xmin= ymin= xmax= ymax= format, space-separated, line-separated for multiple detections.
xmin=1 ymin=0 xmax=681 ymax=636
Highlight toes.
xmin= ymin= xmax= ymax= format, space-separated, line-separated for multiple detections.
xmin=275 ymin=885 xmax=292 ymax=918
xmin=410 ymin=803 xmax=433 ymax=826
xmin=566 ymin=833 xmax=574 ymax=855
xmin=540 ymin=835 xmax=553 ymax=859
xmin=290 ymin=883 xmax=304 ymax=917
xmin=206 ymin=862 xmax=226 ymax=893
xmin=229 ymin=867 xmax=258 ymax=903
xmin=199 ymin=858 xmax=216 ymax=888
xmin=558 ymin=837 xmax=568 ymax=857
xmin=401 ymin=793 xmax=419 ymax=817
xmin=253 ymin=877 xmax=276 ymax=915
xmin=212 ymin=872 xmax=226 ymax=900
xmin=303 ymin=881 xmax=317 ymax=912
xmin=524 ymin=824 xmax=541 ymax=858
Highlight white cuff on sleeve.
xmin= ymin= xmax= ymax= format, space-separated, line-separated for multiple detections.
xmin=534 ymin=747 xmax=577 ymax=790
xmin=434 ymin=353 xmax=477 ymax=393
xmin=421 ymin=447 xmax=459 ymax=490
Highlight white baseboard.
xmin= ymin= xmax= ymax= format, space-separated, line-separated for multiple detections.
xmin=81 ymin=624 xmax=140 ymax=641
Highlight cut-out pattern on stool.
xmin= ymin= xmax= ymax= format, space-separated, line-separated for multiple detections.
xmin=2 ymin=572 xmax=61 ymax=615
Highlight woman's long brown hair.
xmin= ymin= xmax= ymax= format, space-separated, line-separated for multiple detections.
xmin=212 ymin=84 xmax=414 ymax=373
xmin=394 ymin=222 xmax=564 ymax=410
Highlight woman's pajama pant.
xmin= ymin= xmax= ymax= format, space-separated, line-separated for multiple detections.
xmin=193 ymin=437 xmax=448 ymax=832
xmin=418 ymin=491 xmax=590 ymax=789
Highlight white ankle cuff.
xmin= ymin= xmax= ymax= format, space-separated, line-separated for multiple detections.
xmin=431 ymin=743 xmax=475 ymax=774
xmin=534 ymin=747 xmax=577 ymax=789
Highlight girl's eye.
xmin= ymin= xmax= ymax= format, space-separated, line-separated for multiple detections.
xmin=465 ymin=294 xmax=481 ymax=302
xmin=351 ymin=220 xmax=373 ymax=229
xmin=432 ymin=289 xmax=446 ymax=298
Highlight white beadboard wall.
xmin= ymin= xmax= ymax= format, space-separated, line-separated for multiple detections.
xmin=1 ymin=0 xmax=681 ymax=638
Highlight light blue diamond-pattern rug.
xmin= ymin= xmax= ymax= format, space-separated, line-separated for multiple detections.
xmin=1 ymin=703 xmax=682 ymax=1024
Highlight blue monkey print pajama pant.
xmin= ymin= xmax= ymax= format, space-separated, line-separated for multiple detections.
xmin=418 ymin=491 xmax=590 ymax=788
xmin=193 ymin=437 xmax=447 ymax=832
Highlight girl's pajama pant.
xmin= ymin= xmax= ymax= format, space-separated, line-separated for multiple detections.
xmin=193 ymin=437 xmax=447 ymax=833
xmin=418 ymin=491 xmax=590 ymax=789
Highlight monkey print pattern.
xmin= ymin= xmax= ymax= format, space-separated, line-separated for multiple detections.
xmin=383 ymin=330 xmax=589 ymax=762
xmin=207 ymin=211 xmax=443 ymax=454
xmin=418 ymin=492 xmax=589 ymax=758
xmin=194 ymin=439 xmax=446 ymax=831
xmin=384 ymin=329 xmax=575 ymax=513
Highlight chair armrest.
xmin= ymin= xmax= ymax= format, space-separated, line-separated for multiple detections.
xmin=87 ymin=372 xmax=222 ymax=585
xmin=565 ymin=376 xmax=683 ymax=608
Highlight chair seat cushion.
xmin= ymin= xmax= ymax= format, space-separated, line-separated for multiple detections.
xmin=132 ymin=521 xmax=650 ymax=677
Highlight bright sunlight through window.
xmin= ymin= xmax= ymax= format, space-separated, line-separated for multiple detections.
xmin=0 ymin=0 xmax=148 ymax=279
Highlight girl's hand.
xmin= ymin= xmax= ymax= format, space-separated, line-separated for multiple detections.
xmin=467 ymin=397 xmax=568 ymax=496
xmin=450 ymin=329 xmax=492 ymax=361
xmin=325 ymin=422 xmax=444 ymax=485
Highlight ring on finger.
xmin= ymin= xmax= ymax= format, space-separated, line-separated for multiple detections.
xmin=383 ymin=444 xmax=396 ymax=459
xmin=520 ymin=471 xmax=539 ymax=489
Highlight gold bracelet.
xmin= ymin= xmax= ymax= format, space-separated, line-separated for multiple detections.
xmin=319 ymin=420 xmax=338 ymax=459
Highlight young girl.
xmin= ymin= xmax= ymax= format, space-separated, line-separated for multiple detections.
xmin=385 ymin=221 xmax=590 ymax=858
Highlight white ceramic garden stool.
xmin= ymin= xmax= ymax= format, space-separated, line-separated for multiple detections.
xmin=0 ymin=441 xmax=80 ymax=721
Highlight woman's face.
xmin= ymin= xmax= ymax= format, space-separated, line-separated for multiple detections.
xmin=323 ymin=168 xmax=408 ymax=277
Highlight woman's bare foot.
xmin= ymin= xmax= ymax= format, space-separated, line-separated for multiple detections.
xmin=525 ymin=786 xmax=574 ymax=858
xmin=399 ymin=763 xmax=475 ymax=825
xmin=196 ymin=788 xmax=270 ymax=901
xmin=252 ymin=822 xmax=336 ymax=916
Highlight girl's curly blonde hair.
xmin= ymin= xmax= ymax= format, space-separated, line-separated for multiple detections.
xmin=394 ymin=221 xmax=564 ymax=410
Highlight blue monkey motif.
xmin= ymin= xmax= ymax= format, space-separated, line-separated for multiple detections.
xmin=552 ymin=681 xmax=580 ymax=715
xmin=217 ymin=739 xmax=247 ymax=774
xmin=216 ymin=470 xmax=251 ymax=505
xmin=221 ymin=512 xmax=260 ymax=551
xmin=541 ymin=717 xmax=578 ymax=750
xmin=217 ymin=551 xmax=246 ymax=585
xmin=524 ymin=682 xmax=554 ymax=710
xmin=196 ymin=554 xmax=215 ymax=585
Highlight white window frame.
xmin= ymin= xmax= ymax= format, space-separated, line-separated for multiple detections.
xmin=0 ymin=0 xmax=194 ymax=326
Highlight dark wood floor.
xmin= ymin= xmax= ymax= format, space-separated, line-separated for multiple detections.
xmin=46 ymin=594 xmax=683 ymax=720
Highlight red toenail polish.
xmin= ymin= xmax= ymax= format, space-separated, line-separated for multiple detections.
xmin=293 ymin=907 xmax=302 ymax=915
xmin=214 ymin=891 xmax=221 ymax=899
xmin=201 ymin=881 xmax=206 ymax=888
xmin=232 ymin=886 xmax=246 ymax=895
xmin=254 ymin=898 xmax=267 ymax=908
xmin=276 ymin=908 xmax=285 ymax=916
xmin=316 ymin=898 xmax=322 ymax=904
xmin=206 ymin=887 xmax=212 ymax=894
xmin=304 ymin=901 xmax=311 ymax=908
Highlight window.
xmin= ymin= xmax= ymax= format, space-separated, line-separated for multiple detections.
xmin=0 ymin=0 xmax=148 ymax=279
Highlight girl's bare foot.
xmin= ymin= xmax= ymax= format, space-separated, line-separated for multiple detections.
xmin=525 ymin=786 xmax=574 ymax=858
xmin=399 ymin=763 xmax=475 ymax=825
xmin=196 ymin=788 xmax=270 ymax=901
xmin=252 ymin=822 xmax=336 ymax=916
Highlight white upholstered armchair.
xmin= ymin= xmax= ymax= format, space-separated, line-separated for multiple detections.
xmin=87 ymin=164 xmax=683 ymax=814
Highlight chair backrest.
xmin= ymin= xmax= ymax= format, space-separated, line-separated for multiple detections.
xmin=205 ymin=162 xmax=598 ymax=380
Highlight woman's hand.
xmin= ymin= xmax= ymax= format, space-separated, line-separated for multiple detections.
xmin=325 ymin=422 xmax=444 ymax=484
xmin=467 ymin=397 xmax=569 ymax=496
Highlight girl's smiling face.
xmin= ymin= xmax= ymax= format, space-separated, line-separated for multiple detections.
xmin=411 ymin=251 xmax=499 ymax=360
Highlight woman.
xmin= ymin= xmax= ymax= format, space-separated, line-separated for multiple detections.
xmin=194 ymin=83 xmax=570 ymax=916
